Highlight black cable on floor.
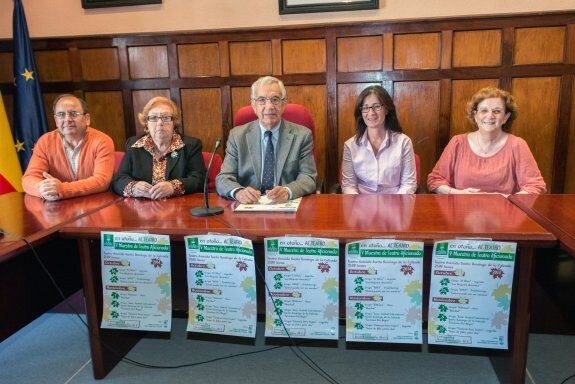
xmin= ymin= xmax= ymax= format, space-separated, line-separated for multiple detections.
xmin=211 ymin=213 xmax=341 ymax=384
xmin=0 ymin=229 xmax=288 ymax=369
xmin=2 ymin=218 xmax=342 ymax=383
xmin=1 ymin=229 xmax=90 ymax=329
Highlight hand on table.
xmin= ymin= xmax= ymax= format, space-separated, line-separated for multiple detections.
xmin=234 ymin=187 xmax=261 ymax=204
xmin=451 ymin=187 xmax=481 ymax=194
xmin=149 ymin=181 xmax=174 ymax=200
xmin=39 ymin=172 xmax=62 ymax=201
xmin=265 ymin=186 xmax=289 ymax=203
xmin=132 ymin=181 xmax=152 ymax=199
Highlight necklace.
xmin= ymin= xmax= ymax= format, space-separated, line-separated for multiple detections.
xmin=475 ymin=132 xmax=503 ymax=155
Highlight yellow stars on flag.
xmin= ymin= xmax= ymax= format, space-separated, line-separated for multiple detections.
xmin=20 ymin=68 xmax=34 ymax=81
xmin=15 ymin=140 xmax=25 ymax=152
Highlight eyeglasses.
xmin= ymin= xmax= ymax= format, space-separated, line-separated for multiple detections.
xmin=147 ymin=115 xmax=174 ymax=123
xmin=54 ymin=111 xmax=85 ymax=119
xmin=476 ymin=108 xmax=505 ymax=116
xmin=252 ymin=96 xmax=285 ymax=106
xmin=360 ymin=103 xmax=384 ymax=113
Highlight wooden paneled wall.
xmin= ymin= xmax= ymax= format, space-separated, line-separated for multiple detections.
xmin=1 ymin=12 xmax=575 ymax=192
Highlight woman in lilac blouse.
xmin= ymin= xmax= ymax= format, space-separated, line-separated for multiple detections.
xmin=341 ymin=85 xmax=417 ymax=194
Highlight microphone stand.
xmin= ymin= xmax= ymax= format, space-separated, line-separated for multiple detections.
xmin=190 ymin=139 xmax=224 ymax=217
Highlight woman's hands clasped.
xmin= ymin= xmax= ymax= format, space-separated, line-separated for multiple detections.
xmin=132 ymin=181 xmax=174 ymax=200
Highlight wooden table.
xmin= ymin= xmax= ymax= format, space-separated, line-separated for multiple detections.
xmin=0 ymin=192 xmax=121 ymax=261
xmin=60 ymin=193 xmax=555 ymax=383
xmin=509 ymin=194 xmax=575 ymax=334
xmin=508 ymin=194 xmax=575 ymax=254
xmin=0 ymin=192 xmax=121 ymax=340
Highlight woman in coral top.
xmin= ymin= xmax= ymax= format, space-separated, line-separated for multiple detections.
xmin=427 ymin=87 xmax=546 ymax=195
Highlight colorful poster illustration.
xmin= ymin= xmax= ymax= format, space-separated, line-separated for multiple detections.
xmin=428 ymin=240 xmax=516 ymax=349
xmin=264 ymin=237 xmax=339 ymax=340
xmin=100 ymin=232 xmax=172 ymax=331
xmin=345 ymin=239 xmax=424 ymax=344
xmin=185 ymin=235 xmax=256 ymax=338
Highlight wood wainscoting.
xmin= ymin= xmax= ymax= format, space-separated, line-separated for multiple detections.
xmin=1 ymin=12 xmax=575 ymax=192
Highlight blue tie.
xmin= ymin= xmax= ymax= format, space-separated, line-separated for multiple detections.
xmin=261 ymin=130 xmax=274 ymax=192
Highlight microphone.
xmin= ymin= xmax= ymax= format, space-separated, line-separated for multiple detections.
xmin=190 ymin=139 xmax=224 ymax=217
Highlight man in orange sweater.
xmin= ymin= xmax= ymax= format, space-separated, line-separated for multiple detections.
xmin=22 ymin=94 xmax=115 ymax=201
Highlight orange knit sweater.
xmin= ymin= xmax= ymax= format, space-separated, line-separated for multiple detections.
xmin=22 ymin=128 xmax=115 ymax=199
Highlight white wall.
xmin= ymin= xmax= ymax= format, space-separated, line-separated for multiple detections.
xmin=1 ymin=0 xmax=574 ymax=39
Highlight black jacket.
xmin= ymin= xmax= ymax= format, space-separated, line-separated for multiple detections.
xmin=112 ymin=134 xmax=206 ymax=196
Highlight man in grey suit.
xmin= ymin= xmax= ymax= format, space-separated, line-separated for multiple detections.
xmin=216 ymin=76 xmax=317 ymax=204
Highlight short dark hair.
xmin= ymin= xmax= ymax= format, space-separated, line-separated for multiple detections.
xmin=52 ymin=94 xmax=89 ymax=114
xmin=354 ymin=85 xmax=402 ymax=145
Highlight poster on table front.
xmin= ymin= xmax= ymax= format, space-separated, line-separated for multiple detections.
xmin=345 ymin=239 xmax=424 ymax=344
xmin=264 ymin=237 xmax=339 ymax=340
xmin=185 ymin=235 xmax=257 ymax=338
xmin=428 ymin=239 xmax=516 ymax=349
xmin=100 ymin=232 xmax=172 ymax=331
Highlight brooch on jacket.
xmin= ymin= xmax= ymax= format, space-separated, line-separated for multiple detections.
xmin=170 ymin=152 xmax=178 ymax=158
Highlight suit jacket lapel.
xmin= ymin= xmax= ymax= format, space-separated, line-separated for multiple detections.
xmin=276 ymin=120 xmax=293 ymax=181
xmin=246 ymin=123 xmax=263 ymax=187
xmin=165 ymin=150 xmax=177 ymax=177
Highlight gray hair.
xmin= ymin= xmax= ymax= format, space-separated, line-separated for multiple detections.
xmin=250 ymin=76 xmax=287 ymax=100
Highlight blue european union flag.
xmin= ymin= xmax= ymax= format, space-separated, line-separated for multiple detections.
xmin=13 ymin=0 xmax=49 ymax=171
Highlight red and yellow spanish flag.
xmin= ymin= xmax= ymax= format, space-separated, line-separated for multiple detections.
xmin=0 ymin=91 xmax=23 ymax=195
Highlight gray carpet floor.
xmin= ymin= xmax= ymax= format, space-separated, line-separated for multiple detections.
xmin=1 ymin=295 xmax=574 ymax=384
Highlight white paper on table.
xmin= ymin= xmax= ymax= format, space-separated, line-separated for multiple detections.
xmin=234 ymin=197 xmax=301 ymax=212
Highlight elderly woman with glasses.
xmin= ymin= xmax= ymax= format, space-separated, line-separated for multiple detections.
xmin=112 ymin=96 xmax=206 ymax=200
xmin=427 ymin=87 xmax=546 ymax=195
xmin=341 ymin=85 xmax=417 ymax=194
